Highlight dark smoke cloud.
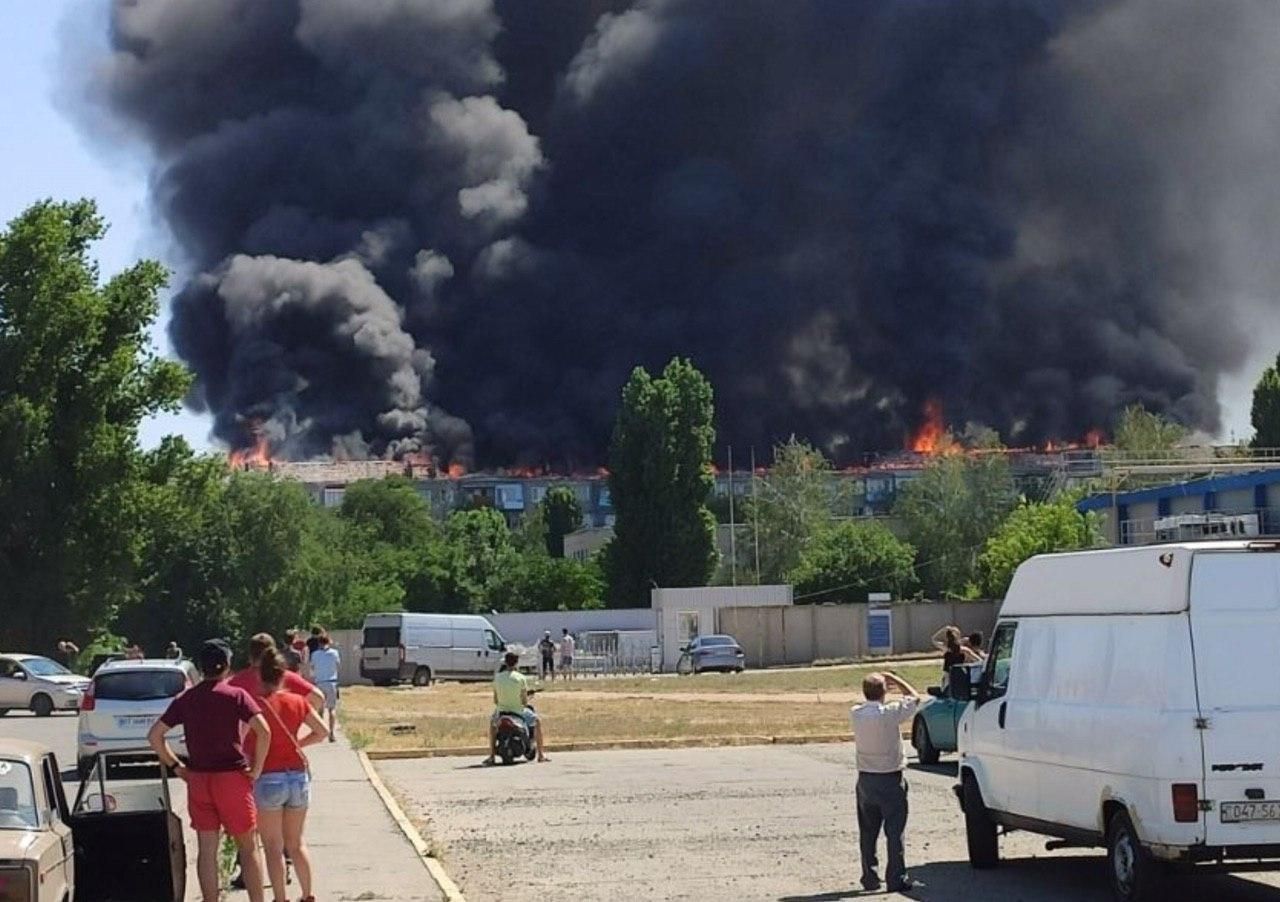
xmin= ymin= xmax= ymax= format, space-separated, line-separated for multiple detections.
xmin=72 ymin=0 xmax=1276 ymax=463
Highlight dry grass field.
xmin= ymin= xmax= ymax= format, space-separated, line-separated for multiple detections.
xmin=341 ymin=661 xmax=942 ymax=752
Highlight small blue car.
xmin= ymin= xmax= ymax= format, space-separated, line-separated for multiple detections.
xmin=910 ymin=664 xmax=982 ymax=764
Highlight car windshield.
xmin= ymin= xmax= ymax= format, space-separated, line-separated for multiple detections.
xmin=0 ymin=760 xmax=38 ymax=830
xmin=700 ymin=636 xmax=735 ymax=647
xmin=95 ymin=670 xmax=186 ymax=701
xmin=21 ymin=657 xmax=70 ymax=677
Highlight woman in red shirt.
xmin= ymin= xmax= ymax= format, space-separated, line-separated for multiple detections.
xmin=252 ymin=648 xmax=329 ymax=902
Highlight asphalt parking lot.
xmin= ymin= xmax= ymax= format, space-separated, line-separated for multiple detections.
xmin=378 ymin=742 xmax=1280 ymax=902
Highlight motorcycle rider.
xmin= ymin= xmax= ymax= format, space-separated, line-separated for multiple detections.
xmin=484 ymin=651 xmax=549 ymax=765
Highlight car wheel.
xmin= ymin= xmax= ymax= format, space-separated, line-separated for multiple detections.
xmin=913 ymin=719 xmax=941 ymax=766
xmin=734 ymin=667 xmax=744 ymax=673
xmin=30 ymin=694 xmax=53 ymax=718
xmin=1107 ymin=809 xmax=1161 ymax=902
xmin=962 ymin=773 xmax=999 ymax=869
xmin=412 ymin=667 xmax=432 ymax=687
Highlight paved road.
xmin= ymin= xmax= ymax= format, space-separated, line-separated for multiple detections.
xmin=1 ymin=710 xmax=442 ymax=901
xmin=379 ymin=743 xmax=1280 ymax=902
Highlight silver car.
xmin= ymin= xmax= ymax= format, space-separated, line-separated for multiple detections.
xmin=679 ymin=635 xmax=747 ymax=674
xmin=0 ymin=654 xmax=91 ymax=717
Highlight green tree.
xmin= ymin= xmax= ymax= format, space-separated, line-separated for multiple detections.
xmin=789 ymin=521 xmax=918 ymax=604
xmin=443 ymin=507 xmax=516 ymax=610
xmin=895 ymin=452 xmax=1017 ymax=598
xmin=1113 ymin=403 xmax=1187 ymax=452
xmin=744 ymin=437 xmax=846 ymax=583
xmin=0 ymin=200 xmax=189 ymax=649
xmin=1251 ymin=355 xmax=1280 ymax=448
xmin=602 ymin=358 xmax=717 ymax=607
xmin=542 ymin=485 xmax=584 ymax=557
xmin=488 ymin=555 xmax=604 ymax=612
xmin=976 ymin=499 xmax=1100 ymax=598
xmin=338 ymin=476 xmax=437 ymax=547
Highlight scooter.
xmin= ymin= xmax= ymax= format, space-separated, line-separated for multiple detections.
xmin=494 ymin=695 xmax=539 ymax=765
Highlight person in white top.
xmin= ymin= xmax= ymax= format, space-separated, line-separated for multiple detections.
xmin=559 ymin=629 xmax=576 ymax=680
xmin=850 ymin=671 xmax=920 ymax=893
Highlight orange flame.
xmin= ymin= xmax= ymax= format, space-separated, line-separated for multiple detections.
xmin=1084 ymin=428 xmax=1106 ymax=449
xmin=228 ymin=428 xmax=272 ymax=470
xmin=446 ymin=462 xmax=466 ymax=478
xmin=909 ymin=399 xmax=946 ymax=453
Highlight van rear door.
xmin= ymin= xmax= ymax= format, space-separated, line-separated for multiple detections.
xmin=1190 ymin=550 xmax=1280 ymax=846
xmin=361 ymin=621 xmax=402 ymax=680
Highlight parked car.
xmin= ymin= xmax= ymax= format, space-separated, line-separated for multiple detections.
xmin=678 ymin=635 xmax=746 ymax=674
xmin=77 ymin=660 xmax=193 ymax=778
xmin=0 ymin=653 xmax=91 ymax=717
xmin=911 ymin=663 xmax=983 ymax=764
xmin=360 ymin=612 xmax=509 ymax=686
xmin=955 ymin=541 xmax=1280 ymax=902
xmin=0 ymin=739 xmax=74 ymax=901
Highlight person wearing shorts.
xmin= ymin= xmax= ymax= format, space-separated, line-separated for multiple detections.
xmin=149 ymin=639 xmax=271 ymax=902
xmin=559 ymin=628 xmax=576 ymax=680
xmin=308 ymin=635 xmax=341 ymax=742
xmin=252 ymin=648 xmax=329 ymax=902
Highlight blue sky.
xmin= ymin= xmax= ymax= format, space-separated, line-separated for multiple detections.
xmin=0 ymin=2 xmax=212 ymax=451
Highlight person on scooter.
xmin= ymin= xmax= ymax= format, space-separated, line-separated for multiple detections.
xmin=484 ymin=652 xmax=549 ymax=764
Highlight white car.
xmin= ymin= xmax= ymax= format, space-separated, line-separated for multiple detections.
xmin=77 ymin=659 xmax=194 ymax=777
xmin=0 ymin=653 xmax=91 ymax=716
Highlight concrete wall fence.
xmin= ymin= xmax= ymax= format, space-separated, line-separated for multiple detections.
xmin=718 ymin=601 xmax=1001 ymax=668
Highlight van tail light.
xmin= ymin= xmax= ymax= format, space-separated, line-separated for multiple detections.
xmin=1173 ymin=783 xmax=1200 ymax=823
xmin=80 ymin=685 xmax=96 ymax=712
xmin=399 ymin=644 xmax=406 ymax=664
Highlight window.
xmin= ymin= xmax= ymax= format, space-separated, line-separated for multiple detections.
xmin=94 ymin=670 xmax=186 ymax=701
xmin=0 ymin=659 xmax=16 ymax=679
xmin=41 ymin=756 xmax=65 ymax=825
xmin=0 ymin=760 xmax=37 ymax=830
xmin=984 ymin=623 xmax=1017 ymax=700
xmin=20 ymin=657 xmax=70 ymax=677
xmin=363 ymin=627 xmax=401 ymax=648
xmin=485 ymin=630 xmax=505 ymax=652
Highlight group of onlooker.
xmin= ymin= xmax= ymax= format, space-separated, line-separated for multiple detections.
xmin=148 ymin=628 xmax=341 ymax=902
xmin=537 ymin=628 xmax=577 ymax=680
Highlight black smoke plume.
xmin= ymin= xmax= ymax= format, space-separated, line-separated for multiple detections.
xmin=72 ymin=0 xmax=1279 ymax=464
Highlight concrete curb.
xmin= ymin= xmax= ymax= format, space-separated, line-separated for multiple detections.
xmin=366 ymin=732 xmax=859 ymax=760
xmin=357 ymin=750 xmax=467 ymax=902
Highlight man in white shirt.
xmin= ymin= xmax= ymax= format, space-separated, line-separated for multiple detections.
xmin=559 ymin=629 xmax=576 ymax=680
xmin=308 ymin=635 xmax=342 ymax=743
xmin=850 ymin=671 xmax=920 ymax=893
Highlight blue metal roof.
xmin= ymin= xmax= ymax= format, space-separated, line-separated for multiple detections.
xmin=1077 ymin=469 xmax=1280 ymax=512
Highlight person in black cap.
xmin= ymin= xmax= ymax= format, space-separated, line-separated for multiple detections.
xmin=149 ymin=639 xmax=271 ymax=902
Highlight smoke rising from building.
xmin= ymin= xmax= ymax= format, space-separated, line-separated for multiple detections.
xmin=70 ymin=0 xmax=1280 ymax=464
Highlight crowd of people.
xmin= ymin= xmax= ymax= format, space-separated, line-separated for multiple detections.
xmin=146 ymin=628 xmax=342 ymax=902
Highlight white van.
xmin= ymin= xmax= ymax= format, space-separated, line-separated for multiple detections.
xmin=954 ymin=541 xmax=1280 ymax=901
xmin=360 ymin=613 xmax=508 ymax=686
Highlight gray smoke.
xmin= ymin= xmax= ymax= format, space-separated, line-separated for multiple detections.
xmin=69 ymin=0 xmax=1280 ymax=463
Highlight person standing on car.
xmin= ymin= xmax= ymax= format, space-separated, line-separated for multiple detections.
xmin=559 ymin=628 xmax=576 ymax=680
xmin=252 ymin=648 xmax=329 ymax=902
xmin=484 ymin=651 xmax=549 ymax=764
xmin=851 ymin=671 xmax=921 ymax=893
xmin=308 ymin=635 xmax=341 ymax=743
xmin=148 ymin=639 xmax=271 ymax=902
xmin=538 ymin=631 xmax=556 ymax=681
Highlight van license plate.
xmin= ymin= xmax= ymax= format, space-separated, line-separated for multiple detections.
xmin=1221 ymin=801 xmax=1280 ymax=823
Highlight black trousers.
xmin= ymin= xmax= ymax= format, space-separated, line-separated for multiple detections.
xmin=856 ymin=771 xmax=909 ymax=886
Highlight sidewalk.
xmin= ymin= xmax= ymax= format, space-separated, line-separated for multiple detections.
xmin=199 ymin=735 xmax=445 ymax=901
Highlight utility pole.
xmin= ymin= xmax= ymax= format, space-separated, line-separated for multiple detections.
xmin=728 ymin=445 xmax=737 ymax=586
xmin=751 ymin=446 xmax=762 ymax=584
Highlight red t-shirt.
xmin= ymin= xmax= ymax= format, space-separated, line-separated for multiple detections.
xmin=160 ymin=679 xmax=261 ymax=772
xmin=253 ymin=691 xmax=310 ymax=773
xmin=227 ymin=667 xmax=316 ymax=700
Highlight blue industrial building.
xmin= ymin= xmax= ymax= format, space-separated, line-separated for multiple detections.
xmin=1078 ymin=469 xmax=1280 ymax=545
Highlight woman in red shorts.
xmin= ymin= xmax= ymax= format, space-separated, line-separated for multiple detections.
xmin=251 ymin=648 xmax=329 ymax=902
xmin=149 ymin=639 xmax=271 ymax=902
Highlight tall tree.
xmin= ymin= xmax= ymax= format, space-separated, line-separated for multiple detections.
xmin=744 ymin=437 xmax=845 ymax=583
xmin=1251 ymin=354 xmax=1280 ymax=448
xmin=603 ymin=358 xmax=717 ymax=607
xmin=0 ymin=200 xmax=189 ymax=649
xmin=1113 ymin=403 xmax=1187 ymax=452
xmin=895 ymin=451 xmax=1017 ymax=598
xmin=542 ymin=485 xmax=584 ymax=557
